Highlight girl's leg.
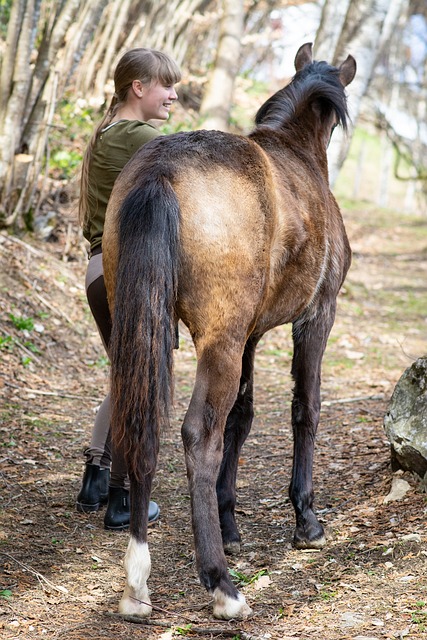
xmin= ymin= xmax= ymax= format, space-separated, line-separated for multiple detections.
xmin=77 ymin=253 xmax=115 ymax=512
xmin=78 ymin=252 xmax=159 ymax=527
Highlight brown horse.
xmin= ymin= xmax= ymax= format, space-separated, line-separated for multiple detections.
xmin=102 ymin=43 xmax=356 ymax=619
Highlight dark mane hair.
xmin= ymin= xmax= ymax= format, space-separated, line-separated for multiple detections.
xmin=254 ymin=61 xmax=349 ymax=132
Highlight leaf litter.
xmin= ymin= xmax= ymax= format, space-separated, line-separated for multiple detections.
xmin=1 ymin=203 xmax=427 ymax=639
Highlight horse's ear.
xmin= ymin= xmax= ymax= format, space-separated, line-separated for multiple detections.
xmin=295 ymin=43 xmax=313 ymax=72
xmin=338 ymin=55 xmax=357 ymax=87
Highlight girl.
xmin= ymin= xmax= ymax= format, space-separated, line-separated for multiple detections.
xmin=76 ymin=48 xmax=182 ymax=530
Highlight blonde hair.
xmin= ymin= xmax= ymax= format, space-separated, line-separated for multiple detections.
xmin=79 ymin=48 xmax=182 ymax=228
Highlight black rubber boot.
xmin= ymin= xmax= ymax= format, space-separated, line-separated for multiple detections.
xmin=104 ymin=487 xmax=160 ymax=531
xmin=76 ymin=464 xmax=110 ymax=513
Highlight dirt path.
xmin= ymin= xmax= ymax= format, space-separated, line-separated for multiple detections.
xmin=0 ymin=202 xmax=426 ymax=639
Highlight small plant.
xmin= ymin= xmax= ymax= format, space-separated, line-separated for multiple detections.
xmin=92 ymin=355 xmax=109 ymax=368
xmin=50 ymin=149 xmax=82 ymax=179
xmin=0 ymin=589 xmax=12 ymax=600
xmin=319 ymin=588 xmax=338 ymax=601
xmin=174 ymin=624 xmax=193 ymax=636
xmin=9 ymin=313 xmax=34 ymax=331
xmin=24 ymin=341 xmax=41 ymax=354
xmin=229 ymin=567 xmax=268 ymax=587
xmin=0 ymin=335 xmax=14 ymax=350
xmin=411 ymin=601 xmax=427 ymax=632
xmin=2 ymin=437 xmax=16 ymax=448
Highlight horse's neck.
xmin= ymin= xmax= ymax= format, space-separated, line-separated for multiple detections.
xmin=251 ymin=127 xmax=330 ymax=184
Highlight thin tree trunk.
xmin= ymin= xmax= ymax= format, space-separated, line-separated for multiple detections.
xmin=0 ymin=0 xmax=25 ymax=113
xmin=56 ymin=0 xmax=108 ymax=96
xmin=0 ymin=0 xmax=84 ymax=227
xmin=314 ymin=0 xmax=351 ymax=62
xmin=352 ymin=135 xmax=366 ymax=200
xmin=23 ymin=0 xmax=81 ymax=147
xmin=326 ymin=0 xmax=408 ymax=185
xmin=199 ymin=0 xmax=244 ymax=131
xmin=77 ymin=4 xmax=113 ymax=95
xmin=94 ymin=0 xmax=132 ymax=101
xmin=0 ymin=0 xmax=35 ymax=215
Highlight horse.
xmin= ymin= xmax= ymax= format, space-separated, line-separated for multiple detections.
xmin=102 ymin=42 xmax=356 ymax=620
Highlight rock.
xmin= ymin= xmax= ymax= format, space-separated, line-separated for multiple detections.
xmin=384 ymin=357 xmax=427 ymax=479
xmin=383 ymin=477 xmax=411 ymax=503
xmin=340 ymin=611 xmax=366 ymax=628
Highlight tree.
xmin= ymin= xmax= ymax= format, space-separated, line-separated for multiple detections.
xmin=0 ymin=0 xmax=216 ymax=229
xmin=0 ymin=0 xmax=420 ymax=231
xmin=316 ymin=0 xmax=410 ymax=184
xmin=75 ymin=0 xmax=215 ymax=99
xmin=0 ymin=0 xmax=106 ymax=228
xmin=199 ymin=0 xmax=244 ymax=130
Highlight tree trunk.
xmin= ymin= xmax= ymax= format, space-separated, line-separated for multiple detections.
xmin=199 ymin=0 xmax=244 ymax=131
xmin=0 ymin=0 xmax=82 ymax=228
xmin=326 ymin=0 xmax=408 ymax=185
xmin=0 ymin=0 xmax=36 ymax=220
xmin=93 ymin=0 xmax=132 ymax=102
xmin=56 ymin=0 xmax=108 ymax=97
xmin=314 ymin=0 xmax=351 ymax=62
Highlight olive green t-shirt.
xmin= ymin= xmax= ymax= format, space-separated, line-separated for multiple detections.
xmin=83 ymin=119 xmax=160 ymax=252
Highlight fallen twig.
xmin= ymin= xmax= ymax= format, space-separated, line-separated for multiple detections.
xmin=3 ymin=379 xmax=102 ymax=402
xmin=0 ymin=327 xmax=42 ymax=364
xmin=105 ymin=612 xmax=170 ymax=627
xmin=0 ymin=551 xmax=68 ymax=594
xmin=105 ymin=612 xmax=255 ymax=638
xmin=322 ymin=393 xmax=385 ymax=406
xmin=127 ymin=596 xmax=197 ymax=623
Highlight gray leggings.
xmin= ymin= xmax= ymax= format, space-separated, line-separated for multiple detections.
xmin=85 ymin=252 xmax=127 ymax=487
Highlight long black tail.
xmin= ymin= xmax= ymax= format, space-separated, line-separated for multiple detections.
xmin=109 ymin=175 xmax=179 ymax=481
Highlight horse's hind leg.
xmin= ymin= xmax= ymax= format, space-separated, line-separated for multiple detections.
xmin=289 ymin=300 xmax=336 ymax=549
xmin=216 ymin=336 xmax=258 ymax=555
xmin=181 ymin=342 xmax=252 ymax=620
xmin=118 ymin=471 xmax=156 ymax=617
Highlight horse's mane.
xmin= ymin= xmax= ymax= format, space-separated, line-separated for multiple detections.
xmin=254 ymin=61 xmax=349 ymax=132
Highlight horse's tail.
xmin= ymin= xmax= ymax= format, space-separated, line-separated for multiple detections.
xmin=108 ymin=175 xmax=179 ymax=481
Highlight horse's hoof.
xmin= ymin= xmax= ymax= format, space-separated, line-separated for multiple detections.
xmin=223 ymin=540 xmax=241 ymax=556
xmin=212 ymin=589 xmax=252 ymax=620
xmin=118 ymin=585 xmax=152 ymax=617
xmin=293 ymin=533 xmax=326 ymax=550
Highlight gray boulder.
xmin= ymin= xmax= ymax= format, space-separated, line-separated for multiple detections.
xmin=384 ymin=356 xmax=427 ymax=479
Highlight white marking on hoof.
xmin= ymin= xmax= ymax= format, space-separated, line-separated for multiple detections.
xmin=118 ymin=538 xmax=152 ymax=617
xmin=212 ymin=588 xmax=252 ymax=620
xmin=293 ymin=534 xmax=326 ymax=550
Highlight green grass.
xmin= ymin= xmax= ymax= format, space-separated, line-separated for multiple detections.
xmin=229 ymin=567 xmax=269 ymax=587
xmin=9 ymin=313 xmax=34 ymax=331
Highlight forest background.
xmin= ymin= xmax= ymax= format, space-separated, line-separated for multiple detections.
xmin=0 ymin=0 xmax=426 ymax=236
xmin=1 ymin=2 xmax=427 ymax=639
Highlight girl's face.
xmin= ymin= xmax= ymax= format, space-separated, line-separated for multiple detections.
xmin=139 ymin=81 xmax=178 ymax=121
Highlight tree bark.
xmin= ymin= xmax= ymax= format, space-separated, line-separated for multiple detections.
xmin=314 ymin=0 xmax=351 ymax=62
xmin=326 ymin=0 xmax=408 ymax=185
xmin=199 ymin=0 xmax=244 ymax=131
xmin=93 ymin=0 xmax=132 ymax=101
xmin=0 ymin=0 xmax=36 ymax=217
xmin=0 ymin=0 xmax=82 ymax=227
